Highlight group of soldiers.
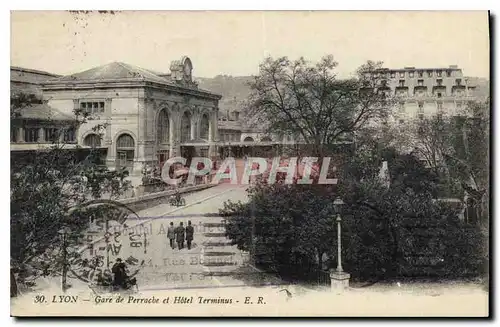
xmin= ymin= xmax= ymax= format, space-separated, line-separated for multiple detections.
xmin=167 ymin=220 xmax=195 ymax=250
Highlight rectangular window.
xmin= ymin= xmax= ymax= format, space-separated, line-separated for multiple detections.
xmin=409 ymin=71 xmax=414 ymax=78
xmin=437 ymin=102 xmax=443 ymax=110
xmin=11 ymin=128 xmax=17 ymax=142
xmin=399 ymin=72 xmax=405 ymax=78
xmin=64 ymin=128 xmax=76 ymax=143
xmin=456 ymin=79 xmax=462 ymax=85
xmin=399 ymin=102 xmax=405 ymax=113
xmin=418 ymin=102 xmax=424 ymax=112
xmin=446 ymin=70 xmax=452 ymax=77
xmin=418 ymin=71 xmax=423 ymax=77
xmin=427 ymin=70 xmax=433 ymax=77
xmin=436 ymin=79 xmax=443 ymax=86
xmin=418 ymin=113 xmax=424 ymax=120
xmin=437 ymin=70 xmax=442 ymax=77
xmin=437 ymin=92 xmax=442 ymax=98
xmin=399 ymin=80 xmax=405 ymax=87
xmin=44 ymin=128 xmax=59 ymax=142
xmin=417 ymin=79 xmax=424 ymax=86
xmin=80 ymin=101 xmax=105 ymax=114
xmin=437 ymin=113 xmax=443 ymax=121
xmin=390 ymin=72 xmax=396 ymax=78
xmin=25 ymin=128 xmax=39 ymax=142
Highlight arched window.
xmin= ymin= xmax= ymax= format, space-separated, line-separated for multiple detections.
xmin=244 ymin=136 xmax=254 ymax=142
xmin=181 ymin=111 xmax=191 ymax=142
xmin=200 ymin=114 xmax=210 ymax=140
xmin=117 ymin=134 xmax=135 ymax=148
xmin=116 ymin=133 xmax=135 ymax=170
xmin=157 ymin=109 xmax=169 ymax=144
xmin=83 ymin=134 xmax=101 ymax=148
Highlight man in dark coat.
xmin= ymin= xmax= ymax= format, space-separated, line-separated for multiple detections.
xmin=175 ymin=222 xmax=185 ymax=250
xmin=185 ymin=220 xmax=194 ymax=250
xmin=111 ymin=258 xmax=127 ymax=289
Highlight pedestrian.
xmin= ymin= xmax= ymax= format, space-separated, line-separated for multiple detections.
xmin=185 ymin=220 xmax=194 ymax=250
xmin=167 ymin=222 xmax=175 ymax=249
xmin=175 ymin=222 xmax=185 ymax=250
xmin=111 ymin=258 xmax=127 ymax=290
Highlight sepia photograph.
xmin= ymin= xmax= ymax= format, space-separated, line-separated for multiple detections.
xmin=9 ymin=10 xmax=490 ymax=317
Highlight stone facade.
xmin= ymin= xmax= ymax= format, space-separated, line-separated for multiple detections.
xmin=374 ymin=65 xmax=477 ymax=123
xmin=42 ymin=57 xmax=222 ymax=175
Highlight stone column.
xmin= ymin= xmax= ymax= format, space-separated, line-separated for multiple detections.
xmin=59 ymin=128 xmax=65 ymax=143
xmin=190 ymin=109 xmax=198 ymax=141
xmin=17 ymin=127 xmax=25 ymax=143
xmin=38 ymin=127 xmax=45 ymax=143
xmin=169 ymin=112 xmax=180 ymax=158
xmin=208 ymin=110 xmax=218 ymax=158
xmin=104 ymin=98 xmax=112 ymax=146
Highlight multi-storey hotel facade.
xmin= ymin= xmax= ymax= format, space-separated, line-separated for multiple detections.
xmin=376 ymin=65 xmax=477 ymax=123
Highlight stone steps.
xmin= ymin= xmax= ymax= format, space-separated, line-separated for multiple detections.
xmin=200 ymin=219 xmax=249 ymax=275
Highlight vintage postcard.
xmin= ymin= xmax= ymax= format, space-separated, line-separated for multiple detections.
xmin=10 ymin=10 xmax=490 ymax=317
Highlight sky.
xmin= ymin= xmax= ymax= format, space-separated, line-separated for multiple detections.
xmin=10 ymin=11 xmax=490 ymax=78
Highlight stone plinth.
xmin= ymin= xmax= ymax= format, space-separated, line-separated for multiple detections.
xmin=330 ymin=270 xmax=350 ymax=293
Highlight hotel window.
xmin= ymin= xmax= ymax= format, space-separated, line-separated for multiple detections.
xmin=399 ymin=102 xmax=405 ymax=113
xmin=399 ymin=72 xmax=405 ymax=78
xmin=427 ymin=70 xmax=433 ymax=77
xmin=418 ymin=102 xmax=424 ymax=112
xmin=81 ymin=101 xmax=105 ymax=114
xmin=437 ymin=70 xmax=442 ymax=77
xmin=417 ymin=79 xmax=424 ymax=86
xmin=25 ymin=128 xmax=39 ymax=142
xmin=418 ymin=71 xmax=423 ymax=77
xmin=398 ymin=80 xmax=405 ymax=87
xmin=437 ymin=113 xmax=443 ymax=121
xmin=436 ymin=79 xmax=443 ymax=86
xmin=418 ymin=113 xmax=424 ymax=120
xmin=456 ymin=79 xmax=462 ymax=85
xmin=437 ymin=92 xmax=442 ymax=98
xmin=446 ymin=70 xmax=452 ymax=77
xmin=437 ymin=102 xmax=443 ymax=110
xmin=390 ymin=72 xmax=396 ymax=78
xmin=409 ymin=71 xmax=414 ymax=78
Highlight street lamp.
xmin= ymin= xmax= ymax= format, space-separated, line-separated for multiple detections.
xmin=330 ymin=197 xmax=350 ymax=293
xmin=58 ymin=226 xmax=71 ymax=293
xmin=333 ymin=197 xmax=345 ymax=273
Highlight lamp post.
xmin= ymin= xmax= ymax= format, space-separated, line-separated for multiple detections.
xmin=333 ymin=197 xmax=344 ymax=273
xmin=330 ymin=197 xmax=350 ymax=293
xmin=58 ymin=226 xmax=71 ymax=293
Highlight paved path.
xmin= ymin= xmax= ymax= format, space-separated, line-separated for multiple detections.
xmin=81 ymin=183 xmax=285 ymax=291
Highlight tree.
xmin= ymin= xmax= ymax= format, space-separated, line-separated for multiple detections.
xmin=246 ymin=55 xmax=394 ymax=158
xmin=10 ymin=94 xmax=132 ymax=294
xmin=223 ymin=136 xmax=485 ymax=283
xmin=391 ymin=99 xmax=490 ymax=226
